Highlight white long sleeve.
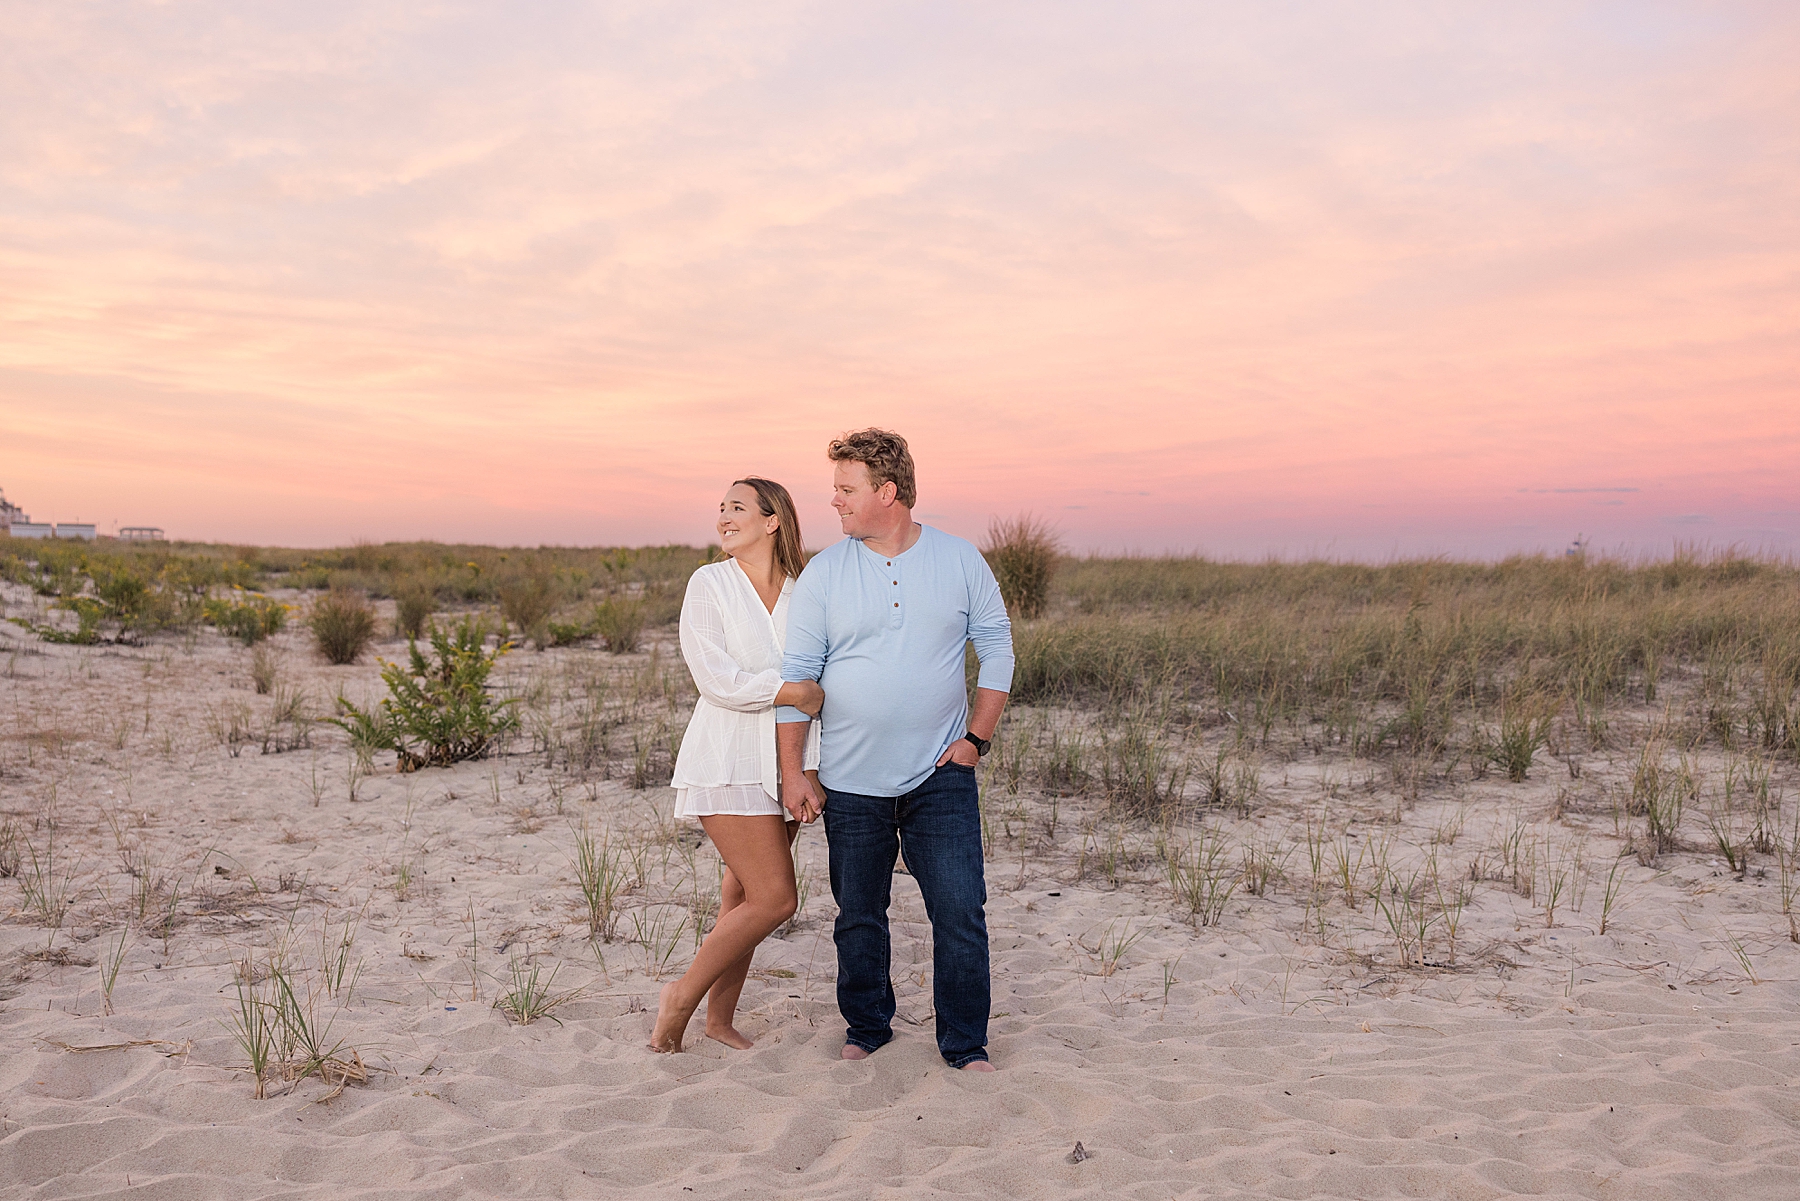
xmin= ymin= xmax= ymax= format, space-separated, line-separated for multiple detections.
xmin=670 ymin=561 xmax=818 ymax=795
xmin=678 ymin=573 xmax=783 ymax=713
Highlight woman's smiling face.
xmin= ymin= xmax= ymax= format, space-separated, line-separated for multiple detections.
xmin=717 ymin=482 xmax=777 ymax=558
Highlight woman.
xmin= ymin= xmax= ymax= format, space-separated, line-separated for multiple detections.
xmin=651 ymin=477 xmax=823 ymax=1053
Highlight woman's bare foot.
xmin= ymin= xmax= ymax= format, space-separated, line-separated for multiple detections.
xmin=959 ymin=1060 xmax=996 ymax=1072
xmin=649 ymin=982 xmax=695 ymax=1053
xmin=704 ymin=1022 xmax=755 ymax=1050
xmin=840 ymin=1044 xmax=871 ymax=1060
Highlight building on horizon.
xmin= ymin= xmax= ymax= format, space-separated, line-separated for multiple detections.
xmin=2 ymin=487 xmax=152 ymax=541
xmin=1 ymin=486 xmax=27 ymax=532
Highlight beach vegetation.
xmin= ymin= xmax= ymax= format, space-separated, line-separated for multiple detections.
xmin=393 ymin=576 xmax=435 ymax=640
xmin=330 ymin=617 xmax=520 ymax=771
xmin=498 ymin=571 xmax=558 ymax=649
xmin=984 ymin=514 xmax=1059 ymax=619
xmin=495 ymin=951 xmax=578 ymax=1025
xmin=308 ymin=590 xmax=377 ymax=664
xmin=204 ymin=591 xmax=287 ymax=646
xmin=250 ymin=643 xmax=280 ymax=694
xmin=591 ymin=597 xmax=646 ymax=654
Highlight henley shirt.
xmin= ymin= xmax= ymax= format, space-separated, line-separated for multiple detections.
xmin=776 ymin=524 xmax=1014 ymax=797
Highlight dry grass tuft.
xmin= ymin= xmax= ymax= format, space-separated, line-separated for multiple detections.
xmin=308 ymin=590 xmax=377 ymax=665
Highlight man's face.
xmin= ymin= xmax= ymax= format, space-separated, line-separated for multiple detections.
xmin=831 ymin=459 xmax=894 ymax=537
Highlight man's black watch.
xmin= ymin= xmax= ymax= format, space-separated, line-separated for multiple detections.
xmin=963 ymin=732 xmax=991 ymax=757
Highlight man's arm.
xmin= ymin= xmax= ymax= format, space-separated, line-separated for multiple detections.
xmin=776 ymin=566 xmax=829 ymax=724
xmin=938 ymin=686 xmax=1008 ymax=767
xmin=778 ymin=720 xmax=823 ymax=822
xmin=938 ymin=546 xmax=1015 ymax=767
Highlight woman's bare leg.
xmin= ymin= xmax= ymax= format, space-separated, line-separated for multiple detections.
xmin=650 ymin=814 xmax=798 ymax=1053
xmin=703 ymin=821 xmax=799 ymax=1047
xmin=701 ymin=866 xmax=755 ymax=1048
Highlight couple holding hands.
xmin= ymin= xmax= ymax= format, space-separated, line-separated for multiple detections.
xmin=652 ymin=428 xmax=1015 ymax=1071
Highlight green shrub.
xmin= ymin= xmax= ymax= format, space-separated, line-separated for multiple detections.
xmin=983 ymin=515 xmax=1060 ymax=619
xmin=93 ymin=569 xmax=150 ymax=627
xmin=204 ymin=593 xmax=288 ymax=646
xmin=330 ymin=618 xmax=520 ymax=771
xmin=592 ymin=598 xmax=644 ymax=654
xmin=393 ymin=578 xmax=435 ymax=640
xmin=498 ymin=573 xmax=558 ymax=649
xmin=309 ymin=591 xmax=377 ymax=665
xmin=546 ymin=619 xmax=592 ymax=647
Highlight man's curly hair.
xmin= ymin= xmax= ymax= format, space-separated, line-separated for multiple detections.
xmin=827 ymin=428 xmax=916 ymax=508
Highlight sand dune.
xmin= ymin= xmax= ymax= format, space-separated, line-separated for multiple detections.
xmin=4 ymin=603 xmax=1800 ymax=1198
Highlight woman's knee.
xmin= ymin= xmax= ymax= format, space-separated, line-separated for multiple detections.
xmin=744 ymin=881 xmax=797 ymax=928
xmin=771 ymin=891 xmax=798 ymax=925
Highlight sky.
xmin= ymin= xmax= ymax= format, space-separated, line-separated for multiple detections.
xmin=2 ymin=1 xmax=1796 ymax=557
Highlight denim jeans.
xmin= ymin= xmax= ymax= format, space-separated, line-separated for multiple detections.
xmin=822 ymin=763 xmax=990 ymax=1068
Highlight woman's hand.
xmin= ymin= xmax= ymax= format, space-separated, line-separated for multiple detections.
xmin=775 ymin=679 xmax=824 ymax=718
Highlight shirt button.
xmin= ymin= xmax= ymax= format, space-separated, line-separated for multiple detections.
xmin=893 ymin=602 xmax=899 ymax=607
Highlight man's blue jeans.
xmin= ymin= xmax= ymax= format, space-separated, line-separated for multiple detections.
xmin=822 ymin=763 xmax=990 ymax=1068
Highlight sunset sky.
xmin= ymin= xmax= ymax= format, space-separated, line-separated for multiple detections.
xmin=2 ymin=3 xmax=1796 ymax=557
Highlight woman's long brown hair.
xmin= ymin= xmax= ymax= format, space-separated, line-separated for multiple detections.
xmin=733 ymin=477 xmax=806 ymax=581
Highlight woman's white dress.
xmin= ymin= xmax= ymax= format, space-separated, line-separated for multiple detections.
xmin=671 ymin=559 xmax=820 ymax=818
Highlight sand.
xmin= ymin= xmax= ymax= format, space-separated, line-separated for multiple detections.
xmin=3 ymin=592 xmax=1799 ymax=1199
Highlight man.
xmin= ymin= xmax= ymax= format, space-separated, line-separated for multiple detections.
xmin=776 ymin=428 xmax=1013 ymax=1072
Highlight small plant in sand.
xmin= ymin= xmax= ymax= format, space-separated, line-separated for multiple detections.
xmin=249 ymin=643 xmax=280 ymax=694
xmin=1167 ymin=829 xmax=1233 ymax=927
xmin=1598 ymin=856 xmax=1629 ymax=936
xmin=393 ymin=577 xmax=435 ymax=640
xmin=1088 ymin=919 xmax=1145 ymax=978
xmin=630 ymin=906 xmax=690 ymax=977
xmin=226 ymin=954 xmax=368 ymax=1100
xmin=204 ymin=592 xmax=287 ymax=646
xmin=983 ymin=514 xmax=1060 ymax=619
xmin=591 ymin=597 xmax=645 ymax=654
xmin=100 ymin=929 xmax=129 ymax=1015
xmin=19 ymin=827 xmax=77 ymax=930
xmin=1722 ymin=926 xmax=1761 ymax=985
xmin=571 ymin=822 xmax=622 ymax=942
xmin=227 ymin=966 xmax=277 ymax=1099
xmin=330 ymin=618 xmax=520 ymax=771
xmin=1484 ymin=690 xmax=1556 ymax=782
xmin=0 ymin=820 xmax=19 ymax=879
xmin=494 ymin=951 xmax=578 ymax=1025
xmin=498 ymin=572 xmax=558 ymax=649
xmin=309 ymin=590 xmax=378 ymax=665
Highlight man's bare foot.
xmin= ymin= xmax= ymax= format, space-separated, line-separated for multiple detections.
xmin=649 ymin=982 xmax=694 ymax=1054
xmin=959 ymin=1059 xmax=996 ymax=1072
xmin=704 ymin=1023 xmax=754 ymax=1050
xmin=840 ymin=1044 xmax=872 ymax=1060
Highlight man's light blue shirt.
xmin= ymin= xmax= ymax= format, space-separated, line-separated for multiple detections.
xmin=777 ymin=525 xmax=1014 ymax=797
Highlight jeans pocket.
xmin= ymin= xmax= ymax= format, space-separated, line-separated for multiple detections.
xmin=943 ymin=762 xmax=977 ymax=775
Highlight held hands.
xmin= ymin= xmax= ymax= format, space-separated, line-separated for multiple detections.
xmin=782 ymin=774 xmax=825 ymax=824
xmin=775 ymin=679 xmax=825 ymax=718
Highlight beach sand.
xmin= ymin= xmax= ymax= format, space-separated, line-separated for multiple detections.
xmin=3 ymin=597 xmax=1798 ymax=1199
